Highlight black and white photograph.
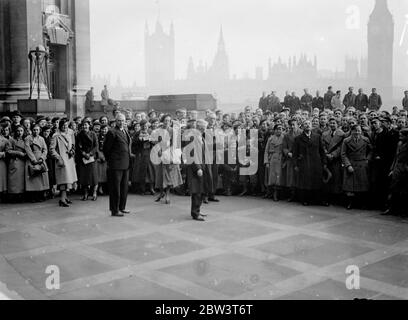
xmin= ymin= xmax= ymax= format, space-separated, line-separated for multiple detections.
xmin=0 ymin=0 xmax=408 ymax=307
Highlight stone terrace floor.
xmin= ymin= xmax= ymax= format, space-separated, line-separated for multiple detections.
xmin=0 ymin=194 xmax=408 ymax=300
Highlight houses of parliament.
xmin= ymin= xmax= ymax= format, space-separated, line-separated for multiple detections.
xmin=93 ymin=0 xmax=401 ymax=110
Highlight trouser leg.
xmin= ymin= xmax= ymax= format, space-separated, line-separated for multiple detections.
xmin=119 ymin=169 xmax=129 ymax=211
xmin=191 ymin=193 xmax=202 ymax=218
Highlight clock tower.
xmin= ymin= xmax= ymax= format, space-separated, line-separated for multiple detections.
xmin=367 ymin=0 xmax=394 ymax=104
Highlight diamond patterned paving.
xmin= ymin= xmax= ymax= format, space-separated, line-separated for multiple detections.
xmin=0 ymin=195 xmax=407 ymax=299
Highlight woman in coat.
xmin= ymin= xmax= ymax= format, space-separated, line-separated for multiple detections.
xmin=341 ymin=124 xmax=372 ymax=210
xmin=131 ymin=119 xmax=155 ymax=195
xmin=96 ymin=125 xmax=109 ymax=195
xmin=264 ymin=124 xmax=284 ymax=201
xmin=49 ymin=118 xmax=78 ymax=207
xmin=76 ymin=120 xmax=99 ymax=201
xmin=6 ymin=125 xmax=26 ymax=202
xmin=25 ymin=124 xmax=50 ymax=202
xmin=0 ymin=126 xmax=11 ymax=202
xmin=42 ymin=125 xmax=56 ymax=198
xmin=154 ymin=115 xmax=183 ymax=204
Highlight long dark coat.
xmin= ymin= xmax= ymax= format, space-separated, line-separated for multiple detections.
xmin=322 ymin=129 xmax=345 ymax=194
xmin=0 ymin=136 xmax=9 ymax=192
xmin=187 ymin=163 xmax=205 ymax=194
xmin=370 ymin=129 xmax=393 ymax=195
xmin=341 ymin=136 xmax=372 ymax=192
xmin=293 ymin=132 xmax=327 ymax=191
xmin=355 ymin=93 xmax=368 ymax=112
xmin=390 ymin=141 xmax=408 ymax=193
xmin=282 ymin=129 xmax=302 ymax=188
xmin=96 ymin=132 xmax=108 ymax=184
xmin=343 ymin=93 xmax=356 ymax=108
xmin=76 ymin=130 xmax=99 ymax=186
xmin=323 ymin=91 xmax=335 ymax=109
xmin=131 ymin=129 xmax=155 ymax=185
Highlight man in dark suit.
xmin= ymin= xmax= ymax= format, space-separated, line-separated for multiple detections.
xmin=368 ymin=88 xmax=382 ymax=111
xmin=343 ymin=87 xmax=356 ymax=108
xmin=103 ymin=113 xmax=132 ymax=217
xmin=355 ymin=88 xmax=369 ymax=112
xmin=312 ymin=90 xmax=324 ymax=111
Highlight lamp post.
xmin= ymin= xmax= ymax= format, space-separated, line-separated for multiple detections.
xmin=28 ymin=45 xmax=51 ymax=100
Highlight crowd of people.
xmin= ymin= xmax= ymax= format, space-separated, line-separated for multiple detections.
xmin=1 ymin=85 xmax=408 ymax=218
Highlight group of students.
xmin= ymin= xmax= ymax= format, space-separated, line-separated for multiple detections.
xmin=1 ymin=88 xmax=408 ymax=217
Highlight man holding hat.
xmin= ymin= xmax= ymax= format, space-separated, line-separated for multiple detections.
xmin=186 ymin=119 xmax=208 ymax=221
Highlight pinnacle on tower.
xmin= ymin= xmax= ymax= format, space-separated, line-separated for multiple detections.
xmin=218 ymin=25 xmax=225 ymax=50
xmin=145 ymin=21 xmax=149 ymax=36
xmin=170 ymin=21 xmax=174 ymax=37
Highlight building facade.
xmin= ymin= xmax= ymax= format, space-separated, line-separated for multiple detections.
xmin=0 ymin=0 xmax=91 ymax=118
xmin=367 ymin=0 xmax=394 ymax=102
xmin=144 ymin=20 xmax=175 ymax=93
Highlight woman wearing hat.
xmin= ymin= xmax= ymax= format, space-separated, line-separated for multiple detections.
xmin=49 ymin=119 xmax=78 ymax=207
xmin=76 ymin=120 xmax=99 ymax=201
xmin=6 ymin=125 xmax=26 ymax=202
xmin=42 ymin=125 xmax=56 ymax=198
xmin=24 ymin=124 xmax=50 ymax=202
xmin=154 ymin=114 xmax=183 ymax=204
xmin=96 ymin=125 xmax=109 ymax=195
xmin=0 ymin=125 xmax=10 ymax=202
xmin=131 ymin=119 xmax=155 ymax=195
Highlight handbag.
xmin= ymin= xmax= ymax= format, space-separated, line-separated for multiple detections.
xmin=82 ymin=155 xmax=95 ymax=165
xmin=28 ymin=162 xmax=48 ymax=177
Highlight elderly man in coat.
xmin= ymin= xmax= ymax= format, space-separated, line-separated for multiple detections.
xmin=322 ymin=117 xmax=346 ymax=204
xmin=103 ymin=113 xmax=133 ymax=217
xmin=293 ymin=119 xmax=328 ymax=206
xmin=186 ymin=120 xmax=208 ymax=221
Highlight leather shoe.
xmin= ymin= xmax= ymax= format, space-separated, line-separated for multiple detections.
xmin=193 ymin=215 xmax=205 ymax=221
xmin=120 ymin=209 xmax=130 ymax=214
xmin=381 ymin=209 xmax=394 ymax=216
xmin=111 ymin=212 xmax=124 ymax=217
xmin=208 ymin=198 xmax=219 ymax=202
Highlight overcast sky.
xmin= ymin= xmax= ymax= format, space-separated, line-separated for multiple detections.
xmin=89 ymin=0 xmax=408 ymax=86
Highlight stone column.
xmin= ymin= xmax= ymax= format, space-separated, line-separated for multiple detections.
xmin=69 ymin=0 xmax=91 ymax=118
xmin=0 ymin=0 xmax=43 ymax=111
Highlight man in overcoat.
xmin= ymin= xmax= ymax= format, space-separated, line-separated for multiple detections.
xmin=293 ymin=119 xmax=328 ymax=206
xmin=322 ymin=117 xmax=345 ymax=203
xmin=103 ymin=113 xmax=133 ymax=217
xmin=186 ymin=120 xmax=208 ymax=221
